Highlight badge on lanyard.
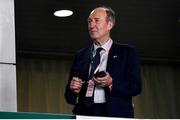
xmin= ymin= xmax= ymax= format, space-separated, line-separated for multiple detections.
xmin=85 ymin=80 xmax=95 ymax=97
xmin=85 ymin=39 xmax=112 ymax=97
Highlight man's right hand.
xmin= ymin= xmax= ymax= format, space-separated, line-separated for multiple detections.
xmin=70 ymin=77 xmax=84 ymax=94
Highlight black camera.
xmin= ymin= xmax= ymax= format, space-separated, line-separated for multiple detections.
xmin=94 ymin=71 xmax=106 ymax=78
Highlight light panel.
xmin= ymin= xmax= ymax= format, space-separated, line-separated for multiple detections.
xmin=54 ymin=10 xmax=73 ymax=17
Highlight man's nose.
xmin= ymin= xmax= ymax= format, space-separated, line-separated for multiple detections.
xmin=89 ymin=21 xmax=95 ymax=28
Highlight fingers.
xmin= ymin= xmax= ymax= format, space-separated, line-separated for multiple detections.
xmin=70 ymin=77 xmax=84 ymax=94
xmin=93 ymin=76 xmax=104 ymax=87
xmin=93 ymin=72 xmax=112 ymax=87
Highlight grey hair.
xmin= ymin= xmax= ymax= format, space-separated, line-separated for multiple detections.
xmin=97 ymin=6 xmax=116 ymax=27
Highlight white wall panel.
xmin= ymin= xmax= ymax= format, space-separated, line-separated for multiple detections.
xmin=0 ymin=64 xmax=17 ymax=112
xmin=0 ymin=0 xmax=15 ymax=63
xmin=0 ymin=0 xmax=17 ymax=112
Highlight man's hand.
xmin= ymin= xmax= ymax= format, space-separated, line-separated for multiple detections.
xmin=70 ymin=77 xmax=84 ymax=94
xmin=93 ymin=72 xmax=112 ymax=87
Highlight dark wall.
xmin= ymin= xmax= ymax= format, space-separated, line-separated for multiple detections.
xmin=15 ymin=0 xmax=180 ymax=60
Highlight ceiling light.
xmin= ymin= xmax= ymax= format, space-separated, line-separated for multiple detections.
xmin=54 ymin=10 xmax=73 ymax=17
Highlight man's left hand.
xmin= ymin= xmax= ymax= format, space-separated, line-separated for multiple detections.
xmin=93 ymin=71 xmax=112 ymax=87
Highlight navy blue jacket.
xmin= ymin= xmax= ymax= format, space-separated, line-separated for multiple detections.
xmin=65 ymin=43 xmax=142 ymax=118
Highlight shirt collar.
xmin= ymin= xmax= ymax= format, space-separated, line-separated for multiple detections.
xmin=93 ymin=38 xmax=113 ymax=52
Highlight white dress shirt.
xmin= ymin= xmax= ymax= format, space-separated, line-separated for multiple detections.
xmin=91 ymin=38 xmax=113 ymax=103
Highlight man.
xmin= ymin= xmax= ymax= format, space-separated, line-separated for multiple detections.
xmin=65 ymin=6 xmax=142 ymax=118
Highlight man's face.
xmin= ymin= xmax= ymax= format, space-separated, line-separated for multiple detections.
xmin=88 ymin=8 xmax=112 ymax=42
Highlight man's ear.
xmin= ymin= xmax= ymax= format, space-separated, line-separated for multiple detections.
xmin=107 ymin=21 xmax=113 ymax=30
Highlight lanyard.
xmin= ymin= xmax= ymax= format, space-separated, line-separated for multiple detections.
xmin=93 ymin=39 xmax=113 ymax=74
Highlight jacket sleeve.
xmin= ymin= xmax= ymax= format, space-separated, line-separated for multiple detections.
xmin=64 ymin=53 xmax=79 ymax=105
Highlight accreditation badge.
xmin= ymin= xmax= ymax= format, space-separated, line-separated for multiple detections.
xmin=85 ymin=79 xmax=95 ymax=97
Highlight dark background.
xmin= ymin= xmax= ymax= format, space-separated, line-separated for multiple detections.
xmin=15 ymin=0 xmax=180 ymax=61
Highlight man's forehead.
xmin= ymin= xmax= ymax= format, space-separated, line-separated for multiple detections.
xmin=90 ymin=8 xmax=106 ymax=15
xmin=88 ymin=8 xmax=107 ymax=19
